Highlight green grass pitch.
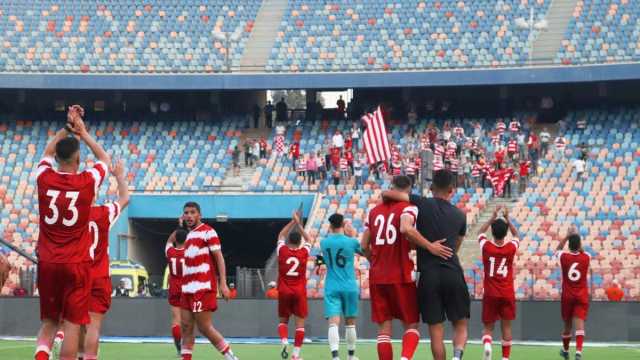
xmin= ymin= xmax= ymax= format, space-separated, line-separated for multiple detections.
xmin=1 ymin=340 xmax=639 ymax=360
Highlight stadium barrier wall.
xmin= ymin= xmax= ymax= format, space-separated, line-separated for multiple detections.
xmin=1 ymin=63 xmax=639 ymax=90
xmin=1 ymin=298 xmax=638 ymax=342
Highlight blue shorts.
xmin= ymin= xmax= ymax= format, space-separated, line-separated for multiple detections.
xmin=324 ymin=290 xmax=359 ymax=319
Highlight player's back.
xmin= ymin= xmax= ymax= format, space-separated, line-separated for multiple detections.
xmin=166 ymin=246 xmax=185 ymax=295
xmin=367 ymin=201 xmax=418 ymax=285
xmin=479 ymin=234 xmax=518 ymax=299
xmin=320 ymin=234 xmax=360 ymax=293
xmin=277 ymin=241 xmax=310 ymax=292
xmin=559 ymin=251 xmax=591 ymax=299
xmin=36 ymin=157 xmax=106 ymax=263
xmin=89 ymin=203 xmax=121 ymax=278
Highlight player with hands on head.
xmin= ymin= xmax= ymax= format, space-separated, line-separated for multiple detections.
xmin=556 ymin=225 xmax=590 ymax=360
xmin=275 ymin=210 xmax=312 ymax=360
xmin=476 ymin=206 xmax=520 ymax=360
xmin=178 ymin=202 xmax=238 ymax=360
xmin=35 ymin=105 xmax=110 ymax=360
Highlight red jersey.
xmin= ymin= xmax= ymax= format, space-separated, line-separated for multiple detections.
xmin=289 ymin=143 xmax=300 ymax=158
xmin=277 ymin=238 xmax=311 ymax=291
xmin=36 ymin=157 xmax=107 ymax=263
xmin=509 ymin=120 xmax=520 ymax=133
xmin=557 ymin=250 xmax=591 ymax=300
xmin=89 ymin=202 xmax=121 ymax=278
xmin=166 ymin=244 xmax=186 ymax=297
xmin=479 ymin=233 xmax=519 ymax=299
xmin=182 ymin=223 xmax=221 ymax=294
xmin=366 ymin=201 xmax=418 ymax=284
xmin=496 ymin=121 xmax=506 ymax=135
xmin=507 ymin=139 xmax=518 ymax=154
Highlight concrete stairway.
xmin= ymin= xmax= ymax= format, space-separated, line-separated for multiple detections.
xmin=219 ymin=128 xmax=272 ymax=191
xmin=458 ymin=198 xmax=518 ymax=269
xmin=239 ymin=0 xmax=288 ymax=72
xmin=531 ymin=0 xmax=579 ymax=63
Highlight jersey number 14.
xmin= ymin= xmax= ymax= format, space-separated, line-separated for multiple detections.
xmin=488 ymin=257 xmax=508 ymax=278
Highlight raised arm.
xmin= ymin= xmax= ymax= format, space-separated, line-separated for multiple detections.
xmin=503 ymin=207 xmax=519 ymax=238
xmin=68 ymin=105 xmax=111 ymax=165
xmin=556 ymin=225 xmax=577 ymax=251
xmin=43 ymin=129 xmax=70 ymax=158
xmin=112 ymin=159 xmax=130 ymax=209
xmin=293 ymin=211 xmax=313 ymax=245
xmin=278 ymin=218 xmax=297 ymax=242
xmin=478 ymin=207 xmax=500 ymax=235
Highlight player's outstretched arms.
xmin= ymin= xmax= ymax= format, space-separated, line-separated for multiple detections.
xmin=504 ymin=207 xmax=519 ymax=238
xmin=0 ymin=254 xmax=11 ymax=289
xmin=478 ymin=206 xmax=500 ymax=236
xmin=556 ymin=225 xmax=578 ymax=251
xmin=381 ymin=189 xmax=410 ymax=203
xmin=293 ymin=211 xmax=314 ymax=245
xmin=278 ymin=212 xmax=298 ymax=242
xmin=68 ymin=105 xmax=111 ymax=165
xmin=42 ymin=128 xmax=71 ymax=158
xmin=112 ymin=159 xmax=130 ymax=209
xmin=344 ymin=221 xmax=358 ymax=238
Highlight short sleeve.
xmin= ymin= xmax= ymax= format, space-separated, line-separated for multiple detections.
xmin=106 ymin=202 xmax=121 ymax=229
xmin=401 ymin=205 xmax=419 ymax=225
xmin=277 ymin=238 xmax=286 ymax=255
xmin=511 ymin=238 xmax=520 ymax=250
xmin=478 ymin=233 xmax=488 ymax=250
xmin=206 ymin=229 xmax=221 ymax=252
xmin=35 ymin=157 xmax=54 ymax=179
xmin=165 ymin=244 xmax=173 ymax=257
xmin=86 ymin=161 xmax=108 ymax=193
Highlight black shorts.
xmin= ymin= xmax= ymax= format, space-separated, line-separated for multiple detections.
xmin=417 ymin=266 xmax=470 ymax=325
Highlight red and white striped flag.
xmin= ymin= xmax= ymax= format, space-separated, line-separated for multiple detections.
xmin=362 ymin=106 xmax=391 ymax=165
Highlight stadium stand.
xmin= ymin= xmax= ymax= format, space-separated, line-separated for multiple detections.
xmin=267 ymin=0 xmax=552 ymax=72
xmin=0 ymin=0 xmax=261 ymax=73
xmin=556 ymin=0 xmax=640 ymax=65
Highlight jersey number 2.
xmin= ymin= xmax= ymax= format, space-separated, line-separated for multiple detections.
xmin=286 ymin=257 xmax=300 ymax=277
xmin=488 ymin=257 xmax=508 ymax=277
xmin=44 ymin=190 xmax=80 ymax=226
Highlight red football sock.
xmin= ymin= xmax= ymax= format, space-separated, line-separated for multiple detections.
xmin=294 ymin=327 xmax=305 ymax=348
xmin=561 ymin=333 xmax=572 ymax=351
xmin=84 ymin=355 xmax=98 ymax=360
xmin=181 ymin=344 xmax=193 ymax=360
xmin=377 ymin=334 xmax=393 ymax=360
xmin=172 ymin=325 xmax=181 ymax=343
xmin=482 ymin=334 xmax=492 ymax=345
xmin=35 ymin=340 xmax=50 ymax=360
xmin=55 ymin=331 xmax=65 ymax=342
xmin=502 ymin=339 xmax=512 ymax=359
xmin=215 ymin=340 xmax=230 ymax=355
xmin=34 ymin=352 xmax=49 ymax=360
xmin=278 ymin=323 xmax=288 ymax=344
xmin=575 ymin=330 xmax=584 ymax=353
xmin=401 ymin=329 xmax=420 ymax=359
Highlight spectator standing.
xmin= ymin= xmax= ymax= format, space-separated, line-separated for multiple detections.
xmin=519 ymin=159 xmax=530 ymax=194
xmin=339 ymin=155 xmax=350 ymax=180
xmin=113 ymin=280 xmax=130 ymax=297
xmin=516 ymin=131 xmax=527 ymax=158
xmin=306 ymin=153 xmax=318 ymax=185
xmin=259 ymin=137 xmax=268 ymax=159
xmin=274 ymin=123 xmax=286 ymax=157
xmin=276 ymin=98 xmax=288 ymax=123
xmin=462 ymin=156 xmax=472 ymax=189
xmin=555 ymin=136 xmax=567 ymax=160
xmin=252 ymin=104 xmax=261 ymax=128
xmin=289 ymin=141 xmax=300 ymax=169
xmin=332 ymin=130 xmax=345 ymax=150
xmin=345 ymin=150 xmax=354 ymax=174
xmin=573 ymin=157 xmax=586 ymax=180
xmin=232 ymin=146 xmax=240 ymax=176
xmin=336 ymin=96 xmax=346 ymax=118
xmin=509 ymin=118 xmax=520 ymax=134
xmin=576 ymin=117 xmax=587 ymax=131
xmin=605 ymin=282 xmax=624 ymax=302
xmin=253 ymin=139 xmax=261 ymax=164
xmin=316 ymin=151 xmax=326 ymax=181
xmin=332 ymin=169 xmax=341 ymax=186
xmin=539 ymin=128 xmax=551 ymax=157
xmin=264 ymin=101 xmax=275 ymax=128
xmin=353 ymin=157 xmax=363 ymax=189
xmin=351 ymin=123 xmax=361 ymax=149
xmin=244 ymin=140 xmax=254 ymax=167
xmin=578 ymin=142 xmax=589 ymax=161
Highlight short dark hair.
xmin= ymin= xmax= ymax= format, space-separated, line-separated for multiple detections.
xmin=432 ymin=169 xmax=455 ymax=192
xmin=491 ymin=219 xmax=508 ymax=240
xmin=568 ymin=234 xmax=581 ymax=252
xmin=288 ymin=232 xmax=302 ymax=245
xmin=55 ymin=137 xmax=80 ymax=163
xmin=174 ymin=229 xmax=188 ymax=245
xmin=328 ymin=213 xmax=344 ymax=229
xmin=392 ymin=175 xmax=412 ymax=191
xmin=183 ymin=201 xmax=201 ymax=213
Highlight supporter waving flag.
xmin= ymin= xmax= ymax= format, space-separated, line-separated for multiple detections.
xmin=362 ymin=106 xmax=391 ymax=165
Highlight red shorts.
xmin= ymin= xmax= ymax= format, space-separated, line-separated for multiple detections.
xmin=168 ymin=290 xmax=182 ymax=307
xmin=370 ymin=283 xmax=420 ymax=324
xmin=561 ymin=296 xmax=589 ymax=321
xmin=180 ymin=291 xmax=218 ymax=313
xmin=89 ymin=276 xmax=112 ymax=314
xmin=482 ymin=296 xmax=516 ymax=324
xmin=37 ymin=261 xmax=91 ymax=325
xmin=278 ymin=288 xmax=308 ymax=319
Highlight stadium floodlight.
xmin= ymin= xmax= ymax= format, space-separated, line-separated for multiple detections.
xmin=212 ymin=30 xmax=234 ymax=72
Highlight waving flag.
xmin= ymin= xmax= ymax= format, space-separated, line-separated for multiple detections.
xmin=362 ymin=106 xmax=391 ymax=165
